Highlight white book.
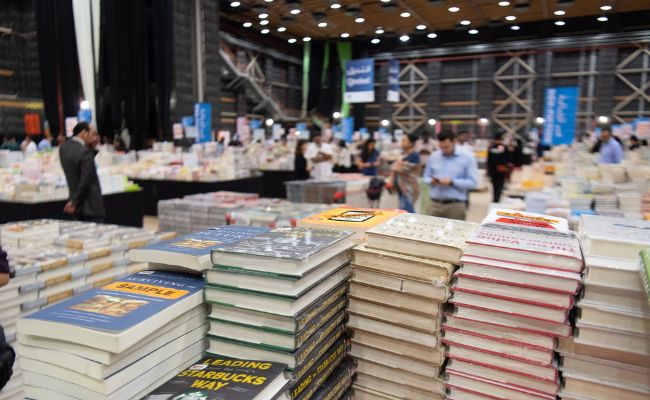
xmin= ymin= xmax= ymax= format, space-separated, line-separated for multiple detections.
xmin=562 ymin=370 xmax=650 ymax=400
xmin=451 ymin=305 xmax=571 ymax=337
xmin=575 ymin=321 xmax=650 ymax=355
xmin=483 ymin=209 xmax=570 ymax=233
xmin=353 ymin=268 xmax=448 ymax=300
xmin=578 ymin=300 xmax=650 ymax=336
xmin=579 ymin=215 xmax=650 ymax=260
xmin=348 ymin=314 xmax=439 ymax=347
xmin=584 ymin=255 xmax=645 ymax=292
xmin=581 ymin=283 xmax=650 ymax=311
xmin=560 ymin=352 xmax=650 ymax=390
xmin=350 ymin=343 xmax=439 ymax=378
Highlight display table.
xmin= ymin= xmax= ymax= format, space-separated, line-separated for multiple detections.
xmin=0 ymin=190 xmax=145 ymax=227
xmin=259 ymin=169 xmax=297 ymax=199
xmin=132 ymin=176 xmax=264 ymax=215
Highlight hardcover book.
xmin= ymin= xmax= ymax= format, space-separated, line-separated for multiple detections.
xmin=351 ymin=328 xmax=444 ymax=365
xmin=450 ymin=306 xmax=571 ymax=338
xmin=355 ymin=373 xmax=442 ymax=399
xmin=355 ymin=358 xmax=441 ymax=394
xmin=482 ymin=209 xmax=570 ymax=233
xmin=579 ymin=215 xmax=650 ymax=261
xmin=310 ymin=358 xmax=356 ymax=400
xmin=446 ymin=371 xmax=556 ymax=400
xmin=352 ymin=268 xmax=448 ymax=301
xmin=297 ymin=207 xmax=405 ymax=233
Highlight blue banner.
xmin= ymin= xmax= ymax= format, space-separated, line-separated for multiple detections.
xmin=77 ymin=109 xmax=92 ymax=123
xmin=342 ymin=117 xmax=354 ymax=143
xmin=194 ymin=102 xmax=212 ymax=143
xmin=387 ymin=59 xmax=399 ymax=103
xmin=542 ymin=86 xmax=579 ymax=146
xmin=344 ymin=58 xmax=375 ymax=103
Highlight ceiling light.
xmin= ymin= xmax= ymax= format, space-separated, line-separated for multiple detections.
xmin=555 ymin=20 xmax=566 ymax=26
xmin=597 ymin=15 xmax=608 ymax=21
xmin=259 ymin=13 xmax=269 ymax=19
xmin=505 ymin=15 xmax=516 ymax=21
xmin=478 ymin=117 xmax=489 ymax=125
xmin=597 ymin=115 xmax=609 ymax=124
xmin=416 ymin=24 xmax=427 ymax=30
xmin=340 ymin=32 xmax=350 ymax=38
xmin=460 ymin=20 xmax=471 ymax=25
xmin=317 ymin=21 xmax=328 ymax=27
xmin=380 ymin=0 xmax=391 ymax=2
xmin=230 ymin=1 xmax=240 ymax=6
xmin=498 ymin=1 xmax=510 ymax=6
xmin=554 ymin=10 xmax=565 ymax=16
xmin=288 ymin=38 xmax=297 ymax=43
xmin=277 ymin=26 xmax=287 ymax=32
xmin=290 ymin=8 xmax=301 ymax=14
xmin=381 ymin=119 xmax=390 ymax=127
xmin=448 ymin=6 xmax=460 ymax=12
xmin=303 ymin=36 xmax=311 ymax=42
xmin=510 ymin=25 xmax=520 ymax=30
xmin=600 ymin=5 xmax=612 ymax=11
xmin=355 ymin=17 xmax=365 ymax=23
xmin=330 ymin=3 xmax=341 ymax=8
xmin=261 ymin=28 xmax=270 ymax=34
xmin=468 ymin=29 xmax=479 ymax=34
xmin=264 ymin=0 xmax=273 ymax=2
xmin=243 ymin=22 xmax=253 ymax=28
xmin=535 ymin=117 xmax=545 ymax=125
xmin=333 ymin=112 xmax=341 ymax=119
xmin=428 ymin=118 xmax=437 ymax=126
xmin=265 ymin=118 xmax=274 ymax=127
xmin=371 ymin=38 xmax=380 ymax=44
xmin=400 ymin=12 xmax=411 ymax=17
xmin=260 ymin=19 xmax=269 ymax=25
xmin=427 ymin=32 xmax=438 ymax=38
xmin=375 ymin=27 xmax=385 ymax=34
xmin=399 ymin=34 xmax=410 ymax=42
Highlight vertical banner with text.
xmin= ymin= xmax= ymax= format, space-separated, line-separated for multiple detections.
xmin=344 ymin=58 xmax=375 ymax=103
xmin=387 ymin=59 xmax=400 ymax=102
xmin=542 ymin=86 xmax=579 ymax=146
xmin=194 ymin=103 xmax=212 ymax=143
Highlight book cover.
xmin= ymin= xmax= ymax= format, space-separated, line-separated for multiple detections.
xmin=641 ymin=250 xmax=650 ymax=305
xmin=483 ymin=209 xmax=570 ymax=233
xmin=212 ymin=228 xmax=353 ymax=262
xmin=580 ymin=215 xmax=650 ymax=250
xmin=298 ymin=207 xmax=405 ymax=232
xmin=20 ymin=271 xmax=204 ymax=333
xmin=142 ymin=356 xmax=288 ymax=400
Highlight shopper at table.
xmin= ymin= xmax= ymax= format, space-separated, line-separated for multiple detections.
xmin=487 ymin=132 xmax=509 ymax=203
xmin=38 ymin=129 xmax=53 ymax=151
xmin=294 ymin=139 xmax=310 ymax=180
xmin=305 ymin=131 xmax=334 ymax=179
xmin=424 ymin=130 xmax=477 ymax=220
xmin=357 ymin=138 xmax=380 ymax=176
xmin=388 ymin=133 xmax=421 ymax=213
xmin=20 ymin=134 xmax=37 ymax=155
xmin=457 ymin=130 xmax=475 ymax=156
xmin=59 ymin=122 xmax=105 ymax=222
xmin=598 ymin=127 xmax=624 ymax=164
xmin=0 ymin=245 xmax=15 ymax=391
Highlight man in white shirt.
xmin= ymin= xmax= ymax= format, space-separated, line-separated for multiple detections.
xmin=304 ymin=131 xmax=334 ymax=179
xmin=20 ymin=135 xmax=37 ymax=155
xmin=457 ymin=130 xmax=475 ymax=156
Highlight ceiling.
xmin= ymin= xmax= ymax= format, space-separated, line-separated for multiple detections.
xmin=222 ymin=0 xmax=650 ymax=41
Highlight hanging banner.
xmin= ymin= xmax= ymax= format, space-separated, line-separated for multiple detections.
xmin=194 ymin=102 xmax=212 ymax=143
xmin=387 ymin=59 xmax=400 ymax=103
xmin=344 ymin=58 xmax=375 ymax=103
xmin=542 ymin=86 xmax=579 ymax=146
xmin=342 ymin=117 xmax=355 ymax=143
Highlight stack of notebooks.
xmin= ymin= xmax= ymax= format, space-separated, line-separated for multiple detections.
xmin=443 ymin=209 xmax=584 ymax=400
xmin=15 ymin=270 xmax=207 ymax=400
xmin=205 ymin=227 xmax=356 ymax=400
xmin=348 ymin=213 xmax=479 ymax=400
xmin=557 ymin=215 xmax=650 ymax=400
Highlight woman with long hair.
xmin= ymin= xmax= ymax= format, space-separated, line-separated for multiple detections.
xmin=357 ymin=138 xmax=380 ymax=176
xmin=294 ymin=139 xmax=310 ymax=180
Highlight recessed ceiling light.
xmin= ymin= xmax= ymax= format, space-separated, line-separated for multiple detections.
xmin=400 ymin=11 xmax=411 ymax=17
xmin=597 ymin=15 xmax=608 ymax=21
xmin=554 ymin=10 xmax=565 ymax=16
xmin=355 ymin=17 xmax=365 ymax=23
xmin=416 ymin=24 xmax=427 ymax=30
xmin=303 ymin=36 xmax=311 ymax=42
xmin=288 ymin=38 xmax=297 ymax=43
xmin=260 ymin=19 xmax=269 ymax=25
xmin=505 ymin=15 xmax=516 ymax=21
xmin=498 ymin=1 xmax=510 ymax=6
xmin=428 ymin=118 xmax=436 ymax=126
xmin=600 ymin=5 xmax=612 ymax=11
xmin=468 ymin=29 xmax=479 ymax=34
xmin=340 ymin=32 xmax=350 ymax=38
xmin=460 ymin=20 xmax=471 ymax=25
xmin=381 ymin=119 xmax=390 ymax=127
xmin=290 ymin=8 xmax=301 ymax=14
xmin=264 ymin=0 xmax=274 ymax=2
xmin=259 ymin=13 xmax=269 ymax=19
xmin=399 ymin=34 xmax=410 ymax=42
xmin=243 ymin=22 xmax=253 ymax=28
xmin=510 ymin=25 xmax=520 ymax=30
xmin=380 ymin=0 xmax=391 ymax=2
xmin=375 ymin=27 xmax=385 ymax=34
xmin=427 ymin=32 xmax=438 ymax=38
xmin=277 ymin=26 xmax=287 ymax=32
xmin=230 ymin=1 xmax=240 ymax=6
xmin=448 ymin=6 xmax=460 ymax=12
xmin=261 ymin=29 xmax=270 ymax=34
xmin=555 ymin=20 xmax=566 ymax=26
xmin=318 ymin=21 xmax=328 ymax=27
xmin=330 ymin=3 xmax=341 ymax=8
xmin=371 ymin=38 xmax=381 ymax=44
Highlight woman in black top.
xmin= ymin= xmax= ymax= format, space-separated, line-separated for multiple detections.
xmin=294 ymin=139 xmax=310 ymax=180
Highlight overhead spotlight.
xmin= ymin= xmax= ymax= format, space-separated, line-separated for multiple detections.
xmin=416 ymin=24 xmax=426 ymax=30
xmin=264 ymin=0 xmax=273 ymax=2
xmin=399 ymin=34 xmax=410 ymax=42
xmin=400 ymin=11 xmax=411 ymax=17
xmin=448 ymin=6 xmax=460 ymax=12
xmin=265 ymin=118 xmax=274 ymax=127
xmin=600 ymin=5 xmax=612 ymax=11
xmin=371 ymin=38 xmax=380 ymax=44
xmin=243 ymin=22 xmax=253 ymax=28
xmin=318 ymin=21 xmax=328 ymax=27
xmin=597 ymin=15 xmax=608 ymax=21
xmin=478 ymin=117 xmax=489 ymax=125
xmin=427 ymin=32 xmax=438 ymax=38
xmin=597 ymin=115 xmax=609 ymax=124
xmin=468 ymin=29 xmax=479 ymax=34
xmin=460 ymin=20 xmax=471 ymax=25
xmin=259 ymin=13 xmax=269 ymax=19
xmin=535 ymin=117 xmax=545 ymax=125
xmin=277 ymin=26 xmax=287 ymax=32
xmin=330 ymin=2 xmax=341 ymax=8
xmin=288 ymin=38 xmax=297 ymax=43
xmin=380 ymin=119 xmax=390 ymax=127
xmin=555 ymin=20 xmax=566 ymax=26
xmin=505 ymin=15 xmax=516 ymax=21
xmin=303 ymin=36 xmax=311 ymax=42
xmin=340 ymin=32 xmax=350 ymax=38
xmin=355 ymin=17 xmax=365 ymax=23
xmin=380 ymin=0 xmax=391 ymax=2
xmin=375 ymin=27 xmax=385 ymax=34
xmin=261 ymin=28 xmax=270 ymax=34
xmin=333 ymin=112 xmax=341 ymax=119
xmin=230 ymin=1 xmax=240 ymax=6
xmin=290 ymin=7 xmax=301 ymax=14
xmin=428 ymin=118 xmax=437 ymax=126
xmin=260 ymin=19 xmax=269 ymax=25
xmin=80 ymin=100 xmax=90 ymax=110
xmin=510 ymin=25 xmax=520 ymax=30
xmin=554 ymin=10 xmax=565 ymax=16
xmin=498 ymin=1 xmax=510 ymax=6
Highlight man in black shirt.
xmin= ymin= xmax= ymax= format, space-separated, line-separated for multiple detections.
xmin=487 ymin=132 xmax=509 ymax=203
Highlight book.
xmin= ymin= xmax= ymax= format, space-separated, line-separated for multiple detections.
xmin=310 ymin=358 xmax=356 ymax=400
xmin=558 ymin=336 xmax=650 ymax=368
xmin=141 ymin=356 xmax=289 ymax=400
xmin=584 ymin=255 xmax=645 ymax=292
xmin=450 ymin=305 xmax=571 ymax=337
xmin=349 ymin=282 xmax=441 ymax=316
xmin=348 ymin=298 xmax=439 ymax=332
xmin=578 ymin=300 xmax=650 ymax=335
xmin=561 ymin=370 xmax=650 ymax=400
xmin=350 ymin=342 xmax=439 ymax=378
xmin=355 ymin=358 xmax=442 ymax=394
xmin=482 ymin=209 xmax=570 ymax=232
xmin=642 ymin=250 xmax=650 ymax=304
xmin=581 ymin=283 xmax=650 ymax=311
xmin=351 ymin=329 xmax=444 ymax=365
xmin=365 ymin=214 xmax=478 ymax=264
xmin=205 ymin=267 xmax=351 ymax=316
xmin=354 ymin=385 xmax=433 ymax=400
xmin=458 ymin=255 xmax=581 ymax=294
xmin=129 ymin=226 xmax=269 ymax=272
xmin=560 ymin=352 xmax=650 ymax=389
xmin=575 ymin=321 xmax=650 ymax=355
xmin=579 ymin=215 xmax=650 ymax=261
xmin=206 ymin=251 xmax=350 ymax=297
xmin=211 ymin=228 xmax=354 ymax=277
xmin=445 ymin=371 xmax=555 ymax=400
xmin=352 ymin=268 xmax=448 ymax=301
xmin=297 ymin=206 xmax=405 ymax=233
xmin=17 ymin=271 xmax=205 ymax=353
xmin=348 ymin=314 xmax=439 ymax=347
xmin=465 ymin=224 xmax=583 ymax=273
xmin=355 ymin=373 xmax=443 ymax=399
xmin=353 ymin=245 xmax=454 ymax=284
xmin=446 ymin=387 xmax=496 ymax=400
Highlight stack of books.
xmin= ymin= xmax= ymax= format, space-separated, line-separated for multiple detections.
xmin=15 ymin=271 xmax=207 ymax=400
xmin=558 ymin=215 xmax=650 ymax=400
xmin=443 ymin=209 xmax=583 ymax=400
xmin=205 ymin=227 xmax=356 ymax=400
xmin=348 ymin=213 xmax=479 ymax=399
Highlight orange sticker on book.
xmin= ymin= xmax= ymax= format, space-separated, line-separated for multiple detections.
xmin=102 ymin=281 xmax=189 ymax=299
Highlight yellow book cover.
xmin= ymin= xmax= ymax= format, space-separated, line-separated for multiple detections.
xmin=297 ymin=207 xmax=405 ymax=233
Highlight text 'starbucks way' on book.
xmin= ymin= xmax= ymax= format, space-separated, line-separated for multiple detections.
xmin=348 ymin=213 xmax=479 ymax=400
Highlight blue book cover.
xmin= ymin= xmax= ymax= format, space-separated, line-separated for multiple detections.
xmin=140 ymin=226 xmax=270 ymax=257
xmin=23 ymin=271 xmax=205 ymax=333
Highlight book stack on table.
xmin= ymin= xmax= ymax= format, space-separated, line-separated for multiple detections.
xmin=443 ymin=210 xmax=583 ymax=400
xmin=205 ymin=227 xmax=356 ymax=400
xmin=15 ymin=271 xmax=207 ymax=400
xmin=347 ymin=214 xmax=479 ymax=400
xmin=557 ymin=215 xmax=650 ymax=400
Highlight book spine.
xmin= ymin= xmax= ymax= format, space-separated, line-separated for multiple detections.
xmin=310 ymin=358 xmax=357 ymax=400
xmin=295 ymin=312 xmax=346 ymax=365
xmin=291 ymin=341 xmax=349 ymax=400
xmin=640 ymin=251 xmax=650 ymax=303
xmin=295 ymin=283 xmax=348 ymax=331
xmin=452 ymin=285 xmax=574 ymax=310
xmin=292 ymin=331 xmax=347 ymax=383
xmin=295 ymin=297 xmax=347 ymax=348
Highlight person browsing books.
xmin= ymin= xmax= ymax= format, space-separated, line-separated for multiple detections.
xmin=598 ymin=127 xmax=624 ymax=164
xmin=294 ymin=139 xmax=310 ymax=180
xmin=423 ymin=130 xmax=478 ymax=220
xmin=305 ymin=130 xmax=334 ymax=179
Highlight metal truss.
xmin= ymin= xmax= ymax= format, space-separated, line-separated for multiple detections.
xmin=492 ymin=53 xmax=536 ymax=137
xmin=613 ymin=44 xmax=650 ymax=123
xmin=392 ymin=62 xmax=428 ymax=134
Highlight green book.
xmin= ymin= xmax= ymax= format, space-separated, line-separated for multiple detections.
xmin=640 ymin=250 xmax=650 ymax=305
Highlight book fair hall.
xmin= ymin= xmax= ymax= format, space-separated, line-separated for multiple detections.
xmin=2 ymin=0 xmax=650 ymax=399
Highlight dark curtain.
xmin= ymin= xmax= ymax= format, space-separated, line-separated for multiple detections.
xmin=35 ymin=0 xmax=81 ymax=135
xmin=307 ymin=41 xmax=325 ymax=113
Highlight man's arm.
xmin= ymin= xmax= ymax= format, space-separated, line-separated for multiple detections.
xmin=70 ymin=150 xmax=96 ymax=207
xmin=452 ymin=155 xmax=479 ymax=190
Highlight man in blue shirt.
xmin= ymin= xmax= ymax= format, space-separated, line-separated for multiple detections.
xmin=598 ymin=128 xmax=624 ymax=164
xmin=424 ymin=130 xmax=478 ymax=220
